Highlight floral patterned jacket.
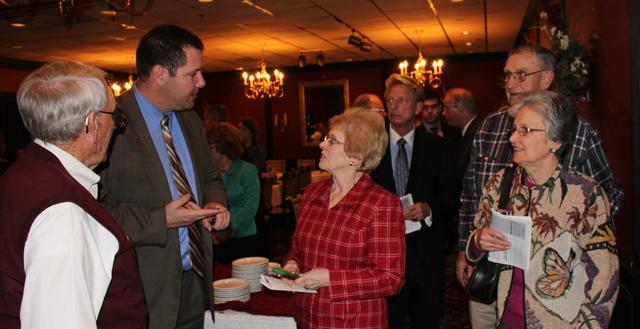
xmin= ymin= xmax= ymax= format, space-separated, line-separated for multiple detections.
xmin=471 ymin=165 xmax=618 ymax=328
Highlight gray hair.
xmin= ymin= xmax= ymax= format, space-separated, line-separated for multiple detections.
xmin=511 ymin=90 xmax=577 ymax=157
xmin=384 ymin=74 xmax=424 ymax=102
xmin=509 ymin=44 xmax=556 ymax=72
xmin=17 ymin=61 xmax=108 ymax=143
xmin=446 ymin=88 xmax=476 ymax=113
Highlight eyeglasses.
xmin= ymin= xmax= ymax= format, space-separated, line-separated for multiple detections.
xmin=323 ymin=135 xmax=344 ymax=145
xmin=502 ymin=69 xmax=547 ymax=83
xmin=511 ymin=126 xmax=545 ymax=136
xmin=100 ymin=107 xmax=127 ymax=129
xmin=385 ymin=97 xmax=412 ymax=107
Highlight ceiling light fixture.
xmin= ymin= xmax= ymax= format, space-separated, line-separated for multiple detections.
xmin=399 ymin=51 xmax=444 ymax=89
xmin=109 ymin=57 xmax=135 ymax=96
xmin=348 ymin=34 xmax=363 ymax=47
xmin=241 ymin=60 xmax=284 ymax=99
xmin=110 ymin=74 xmax=134 ymax=97
xmin=347 ymin=31 xmax=373 ymax=52
xmin=298 ymin=54 xmax=306 ymax=68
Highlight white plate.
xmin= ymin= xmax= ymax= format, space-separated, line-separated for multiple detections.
xmin=232 ymin=257 xmax=269 ymax=267
xmin=213 ymin=278 xmax=250 ymax=290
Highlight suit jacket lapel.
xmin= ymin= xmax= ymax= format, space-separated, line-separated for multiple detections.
xmin=118 ymin=91 xmax=173 ymax=202
xmin=377 ymin=142 xmax=397 ymax=195
xmin=406 ymin=129 xmax=425 ymax=194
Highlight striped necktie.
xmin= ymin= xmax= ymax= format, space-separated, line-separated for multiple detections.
xmin=161 ymin=115 xmax=205 ymax=278
xmin=395 ymin=138 xmax=409 ymax=196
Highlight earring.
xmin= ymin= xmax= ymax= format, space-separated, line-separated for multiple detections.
xmin=549 ymin=148 xmax=556 ymax=154
xmin=349 ymin=160 xmax=355 ymax=166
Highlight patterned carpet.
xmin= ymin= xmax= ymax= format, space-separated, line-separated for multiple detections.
xmin=441 ymin=250 xmax=472 ymax=329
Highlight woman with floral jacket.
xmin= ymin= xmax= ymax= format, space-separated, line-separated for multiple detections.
xmin=467 ymin=91 xmax=618 ymax=328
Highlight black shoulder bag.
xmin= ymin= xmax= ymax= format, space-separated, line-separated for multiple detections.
xmin=466 ymin=166 xmax=515 ymax=304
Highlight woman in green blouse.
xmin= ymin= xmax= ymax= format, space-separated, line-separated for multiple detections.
xmin=207 ymin=122 xmax=261 ymax=263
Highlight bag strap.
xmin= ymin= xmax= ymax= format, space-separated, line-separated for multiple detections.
xmin=497 ymin=166 xmax=515 ymax=210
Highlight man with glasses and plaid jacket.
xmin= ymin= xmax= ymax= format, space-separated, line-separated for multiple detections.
xmin=456 ymin=44 xmax=624 ymax=329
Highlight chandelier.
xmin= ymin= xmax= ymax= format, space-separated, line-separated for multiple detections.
xmin=399 ymin=51 xmax=444 ymax=89
xmin=241 ymin=61 xmax=284 ymax=99
xmin=110 ymin=74 xmax=134 ymax=96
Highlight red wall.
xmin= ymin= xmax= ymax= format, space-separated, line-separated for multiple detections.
xmin=199 ymin=54 xmax=506 ymax=160
xmin=0 ymin=68 xmax=30 ymax=93
xmin=565 ymin=0 xmax=634 ymax=258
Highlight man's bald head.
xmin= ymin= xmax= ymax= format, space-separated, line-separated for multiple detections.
xmin=351 ymin=93 xmax=385 ymax=116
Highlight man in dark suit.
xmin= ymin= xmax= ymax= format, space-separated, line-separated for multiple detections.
xmin=372 ymin=74 xmax=456 ymax=329
xmin=442 ymin=87 xmax=482 ymax=249
xmin=417 ymin=89 xmax=460 ymax=142
xmin=98 ymin=25 xmax=230 ymax=329
xmin=417 ymin=89 xmax=460 ymax=249
xmin=443 ymin=88 xmax=481 ymax=185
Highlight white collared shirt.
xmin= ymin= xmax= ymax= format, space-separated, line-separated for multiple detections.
xmin=21 ymin=139 xmax=118 ymax=329
xmin=388 ymin=127 xmax=432 ymax=224
xmin=389 ymin=126 xmax=415 ymax=171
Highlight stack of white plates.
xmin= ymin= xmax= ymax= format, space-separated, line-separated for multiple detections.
xmin=232 ymin=257 xmax=269 ymax=293
xmin=212 ymin=278 xmax=251 ymax=304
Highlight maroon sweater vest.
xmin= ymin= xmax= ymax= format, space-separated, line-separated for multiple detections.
xmin=0 ymin=143 xmax=148 ymax=329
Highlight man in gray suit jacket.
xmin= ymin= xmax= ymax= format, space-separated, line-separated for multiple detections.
xmin=98 ymin=25 xmax=230 ymax=329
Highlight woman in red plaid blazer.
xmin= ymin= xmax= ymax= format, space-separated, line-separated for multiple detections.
xmin=283 ymin=110 xmax=406 ymax=328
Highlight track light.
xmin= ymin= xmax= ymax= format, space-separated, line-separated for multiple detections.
xmin=348 ymin=31 xmax=373 ymax=52
xmin=316 ymin=52 xmax=325 ymax=67
xmin=360 ymin=42 xmax=372 ymax=52
xmin=298 ymin=54 xmax=306 ymax=68
xmin=348 ymin=34 xmax=363 ymax=47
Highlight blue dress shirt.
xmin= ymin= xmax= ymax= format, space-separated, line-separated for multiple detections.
xmin=134 ymin=85 xmax=199 ymax=271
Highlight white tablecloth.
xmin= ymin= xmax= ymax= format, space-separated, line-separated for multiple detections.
xmin=204 ymin=310 xmax=296 ymax=329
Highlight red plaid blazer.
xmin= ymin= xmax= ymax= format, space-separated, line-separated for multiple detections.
xmin=285 ymin=173 xmax=405 ymax=328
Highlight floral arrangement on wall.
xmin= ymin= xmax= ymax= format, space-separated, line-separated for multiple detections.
xmin=536 ymin=3 xmax=596 ymax=101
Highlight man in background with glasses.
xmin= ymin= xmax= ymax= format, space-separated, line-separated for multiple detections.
xmin=417 ymin=89 xmax=461 ymax=251
xmin=372 ymin=74 xmax=457 ymax=329
xmin=456 ymin=44 xmax=624 ymax=329
xmin=0 ymin=61 xmax=147 ymax=329
xmin=418 ymin=89 xmax=460 ymax=140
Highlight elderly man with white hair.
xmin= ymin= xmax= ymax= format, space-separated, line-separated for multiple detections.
xmin=0 ymin=61 xmax=147 ymax=329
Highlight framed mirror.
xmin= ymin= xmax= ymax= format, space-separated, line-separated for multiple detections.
xmin=299 ymin=79 xmax=350 ymax=147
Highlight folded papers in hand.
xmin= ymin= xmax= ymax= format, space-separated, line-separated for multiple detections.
xmin=259 ymin=275 xmax=316 ymax=293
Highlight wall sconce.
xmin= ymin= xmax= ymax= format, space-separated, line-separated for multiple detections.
xmin=316 ymin=52 xmax=325 ymax=67
xmin=273 ymin=112 xmax=287 ymax=132
xmin=298 ymin=50 xmax=326 ymax=67
xmin=298 ymin=54 xmax=306 ymax=68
